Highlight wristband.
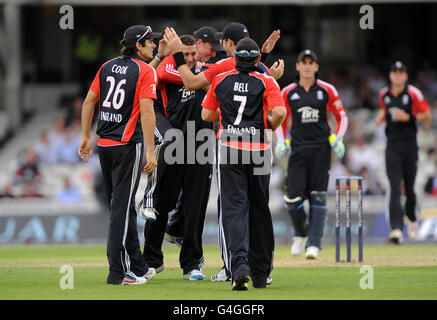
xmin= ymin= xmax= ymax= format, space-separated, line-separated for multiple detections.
xmin=261 ymin=52 xmax=269 ymax=63
xmin=173 ymin=52 xmax=186 ymax=68
xmin=154 ymin=54 xmax=161 ymax=62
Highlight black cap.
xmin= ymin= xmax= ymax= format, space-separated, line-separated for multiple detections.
xmin=222 ymin=22 xmax=250 ymax=43
xmin=297 ymin=49 xmax=318 ymax=63
xmin=193 ymin=26 xmax=224 ymax=51
xmin=122 ymin=25 xmax=162 ymax=46
xmin=390 ymin=61 xmax=407 ymax=72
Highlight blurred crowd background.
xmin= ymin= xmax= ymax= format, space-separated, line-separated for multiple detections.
xmin=0 ymin=1 xmax=436 ymax=213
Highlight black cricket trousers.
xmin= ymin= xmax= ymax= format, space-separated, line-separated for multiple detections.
xmin=98 ymin=142 xmax=148 ymax=284
xmin=385 ymin=138 xmax=419 ymax=230
xmin=142 ymin=139 xmax=212 ymax=274
xmin=217 ymin=145 xmax=274 ymax=287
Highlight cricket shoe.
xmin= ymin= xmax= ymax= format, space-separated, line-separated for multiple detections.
xmin=155 ymin=264 xmax=165 ymax=274
xmin=388 ymin=229 xmax=404 ymax=244
xmin=232 ymin=275 xmax=250 ymax=291
xmin=211 ymin=267 xmax=230 ymax=282
xmin=143 ymin=268 xmax=156 ymax=280
xmin=290 ymin=236 xmax=307 ymax=256
xmin=121 ymin=276 xmax=147 ymax=285
xmin=164 ymin=232 xmax=183 ymax=248
xmin=407 ymin=221 xmax=419 ymax=241
xmin=136 ymin=199 xmax=157 ymax=222
xmin=305 ymin=246 xmax=320 ymax=259
xmin=267 ymin=274 xmax=272 ymax=285
xmin=183 ymin=269 xmax=206 ymax=280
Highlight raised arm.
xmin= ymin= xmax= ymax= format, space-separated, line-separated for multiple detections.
xmin=164 ymin=27 xmax=211 ymax=91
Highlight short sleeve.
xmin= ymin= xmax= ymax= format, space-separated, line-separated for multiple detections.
xmin=202 ymin=58 xmax=234 ymax=83
xmin=157 ymin=55 xmax=184 ymax=85
xmin=409 ymin=85 xmax=430 ymax=115
xmin=201 ymin=80 xmax=219 ymax=111
xmin=89 ymin=68 xmax=101 ymax=98
xmin=264 ymin=77 xmax=284 ymax=110
xmin=139 ymin=66 xmax=157 ymax=100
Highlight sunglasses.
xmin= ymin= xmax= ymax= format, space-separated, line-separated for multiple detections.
xmin=235 ymin=49 xmax=260 ymax=58
xmin=137 ymin=26 xmax=152 ymax=43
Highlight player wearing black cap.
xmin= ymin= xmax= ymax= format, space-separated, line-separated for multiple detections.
xmin=202 ymin=38 xmax=286 ymax=290
xmin=78 ymin=25 xmax=165 ymax=285
xmin=193 ymin=26 xmax=224 ymax=63
xmin=276 ymin=49 xmax=348 ymax=259
xmin=375 ymin=61 xmax=431 ymax=244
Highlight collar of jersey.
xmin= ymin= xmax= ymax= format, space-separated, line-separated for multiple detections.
xmin=123 ymin=53 xmax=145 ymax=62
xmin=235 ymin=61 xmax=264 ymax=74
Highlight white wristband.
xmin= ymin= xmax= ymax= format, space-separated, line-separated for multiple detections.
xmin=154 ymin=54 xmax=161 ymax=62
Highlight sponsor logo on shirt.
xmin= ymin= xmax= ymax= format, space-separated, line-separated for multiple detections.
xmin=179 ymin=87 xmax=196 ymax=103
xmin=297 ymin=106 xmax=320 ymax=123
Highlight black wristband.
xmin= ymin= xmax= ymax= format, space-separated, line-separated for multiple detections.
xmin=173 ymin=52 xmax=186 ymax=68
xmin=261 ymin=52 xmax=269 ymax=63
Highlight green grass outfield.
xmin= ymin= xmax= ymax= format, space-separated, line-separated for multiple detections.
xmin=1 ymin=244 xmax=437 ymax=300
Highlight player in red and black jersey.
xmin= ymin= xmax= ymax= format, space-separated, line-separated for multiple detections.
xmin=139 ymin=27 xmax=223 ymax=223
xmin=276 ymin=50 xmax=348 ymax=260
xmin=78 ymin=25 xmax=163 ymax=285
xmin=140 ymin=35 xmax=214 ymax=280
xmin=202 ymin=38 xmax=286 ymax=290
xmin=164 ymin=22 xmax=284 ymax=283
xmin=375 ymin=61 xmax=431 ymax=244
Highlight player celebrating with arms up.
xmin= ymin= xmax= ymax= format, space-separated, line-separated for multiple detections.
xmin=276 ymin=50 xmax=348 ymax=259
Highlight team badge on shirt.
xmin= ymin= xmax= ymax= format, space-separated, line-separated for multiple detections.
xmin=402 ymin=94 xmax=409 ymax=105
xmin=384 ymin=96 xmax=391 ymax=104
xmin=317 ymin=90 xmax=324 ymax=100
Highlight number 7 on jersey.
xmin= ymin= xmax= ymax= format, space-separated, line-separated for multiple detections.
xmin=233 ymin=95 xmax=247 ymax=125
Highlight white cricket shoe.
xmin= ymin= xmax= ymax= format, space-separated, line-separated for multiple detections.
xmin=211 ymin=267 xmax=230 ymax=282
xmin=305 ymin=246 xmax=320 ymax=259
xmin=143 ymin=268 xmax=156 ymax=280
xmin=183 ymin=269 xmax=206 ymax=280
xmin=290 ymin=236 xmax=307 ymax=256
xmin=137 ymin=199 xmax=157 ymax=222
xmin=389 ymin=229 xmax=404 ymax=244
xmin=121 ymin=276 xmax=147 ymax=285
xmin=407 ymin=221 xmax=419 ymax=241
xmin=267 ymin=274 xmax=272 ymax=285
